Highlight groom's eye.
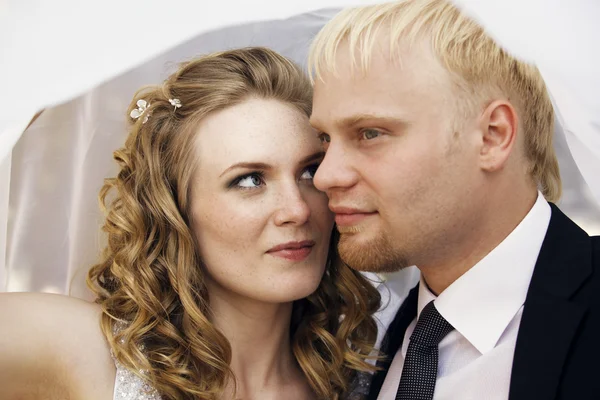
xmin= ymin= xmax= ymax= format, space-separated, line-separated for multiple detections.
xmin=361 ymin=129 xmax=382 ymax=140
xmin=317 ymin=132 xmax=331 ymax=144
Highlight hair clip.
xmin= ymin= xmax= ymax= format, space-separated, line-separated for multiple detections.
xmin=130 ymin=99 xmax=150 ymax=124
xmin=169 ymin=98 xmax=182 ymax=111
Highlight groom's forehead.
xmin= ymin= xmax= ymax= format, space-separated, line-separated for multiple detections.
xmin=310 ymin=73 xmax=415 ymax=133
xmin=311 ymin=35 xmax=441 ymax=91
xmin=310 ymin=32 xmax=394 ymax=84
xmin=311 ymin=50 xmax=435 ymax=105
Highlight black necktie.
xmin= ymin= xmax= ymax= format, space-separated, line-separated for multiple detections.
xmin=395 ymin=301 xmax=454 ymax=400
xmin=367 ymin=285 xmax=419 ymax=400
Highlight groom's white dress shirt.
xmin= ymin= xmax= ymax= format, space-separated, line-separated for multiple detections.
xmin=377 ymin=192 xmax=551 ymax=400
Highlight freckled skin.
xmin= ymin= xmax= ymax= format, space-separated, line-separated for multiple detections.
xmin=190 ymin=98 xmax=334 ymax=304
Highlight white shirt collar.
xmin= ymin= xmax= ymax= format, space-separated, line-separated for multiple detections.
xmin=417 ymin=192 xmax=551 ymax=354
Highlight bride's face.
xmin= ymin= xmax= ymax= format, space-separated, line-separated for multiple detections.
xmin=189 ymin=97 xmax=334 ymax=304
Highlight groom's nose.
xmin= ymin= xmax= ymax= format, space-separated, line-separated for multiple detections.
xmin=314 ymin=142 xmax=358 ymax=193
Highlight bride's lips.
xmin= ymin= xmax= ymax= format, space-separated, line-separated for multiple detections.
xmin=267 ymin=240 xmax=315 ymax=261
xmin=330 ymin=206 xmax=377 ymax=226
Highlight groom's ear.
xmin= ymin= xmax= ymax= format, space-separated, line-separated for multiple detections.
xmin=476 ymin=100 xmax=518 ymax=172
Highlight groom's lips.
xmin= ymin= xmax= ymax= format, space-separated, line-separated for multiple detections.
xmin=330 ymin=206 xmax=377 ymax=226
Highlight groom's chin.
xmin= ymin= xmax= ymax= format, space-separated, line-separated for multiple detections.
xmin=337 ymin=231 xmax=408 ymax=273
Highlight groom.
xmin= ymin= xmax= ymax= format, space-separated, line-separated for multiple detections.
xmin=308 ymin=0 xmax=600 ymax=399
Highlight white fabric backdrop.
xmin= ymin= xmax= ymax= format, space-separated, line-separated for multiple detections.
xmin=1 ymin=1 xmax=599 ymax=306
xmin=2 ymin=7 xmax=351 ymax=297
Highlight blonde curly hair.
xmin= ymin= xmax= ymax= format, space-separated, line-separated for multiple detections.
xmin=87 ymin=47 xmax=381 ymax=400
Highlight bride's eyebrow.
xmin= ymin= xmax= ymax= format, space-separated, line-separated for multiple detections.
xmin=220 ymin=151 xmax=325 ymax=178
xmin=219 ymin=162 xmax=272 ymax=178
xmin=299 ymin=151 xmax=325 ymax=166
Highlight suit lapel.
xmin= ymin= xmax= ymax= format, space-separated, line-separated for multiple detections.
xmin=367 ymin=284 xmax=419 ymax=400
xmin=509 ymin=204 xmax=592 ymax=400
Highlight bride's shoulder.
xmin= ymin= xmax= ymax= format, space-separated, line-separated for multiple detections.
xmin=0 ymin=292 xmax=115 ymax=399
xmin=0 ymin=292 xmax=110 ymax=359
xmin=0 ymin=292 xmax=102 ymax=330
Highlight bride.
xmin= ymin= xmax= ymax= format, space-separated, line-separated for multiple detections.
xmin=0 ymin=47 xmax=380 ymax=400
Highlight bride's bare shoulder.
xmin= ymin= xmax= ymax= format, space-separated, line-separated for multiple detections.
xmin=0 ymin=291 xmax=101 ymax=313
xmin=0 ymin=292 xmax=111 ymax=363
xmin=0 ymin=293 xmax=115 ymax=399
xmin=0 ymin=292 xmax=104 ymax=336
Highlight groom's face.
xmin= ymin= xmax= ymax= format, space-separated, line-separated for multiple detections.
xmin=310 ymin=39 xmax=480 ymax=272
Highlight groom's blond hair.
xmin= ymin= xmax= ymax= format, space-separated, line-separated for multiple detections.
xmin=309 ymin=0 xmax=561 ymax=202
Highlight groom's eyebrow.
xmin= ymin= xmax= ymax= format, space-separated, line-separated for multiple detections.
xmin=340 ymin=113 xmax=410 ymax=129
xmin=311 ymin=113 xmax=410 ymax=131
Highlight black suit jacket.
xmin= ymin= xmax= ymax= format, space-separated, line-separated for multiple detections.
xmin=367 ymin=203 xmax=600 ymax=400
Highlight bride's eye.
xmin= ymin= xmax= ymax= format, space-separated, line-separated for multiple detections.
xmin=231 ymin=172 xmax=265 ymax=189
xmin=300 ymin=164 xmax=319 ymax=181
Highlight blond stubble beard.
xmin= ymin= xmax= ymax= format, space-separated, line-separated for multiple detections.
xmin=336 ymin=226 xmax=410 ymax=273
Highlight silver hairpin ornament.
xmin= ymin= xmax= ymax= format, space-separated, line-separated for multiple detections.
xmin=169 ymin=98 xmax=182 ymax=111
xmin=130 ymin=99 xmax=150 ymax=124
